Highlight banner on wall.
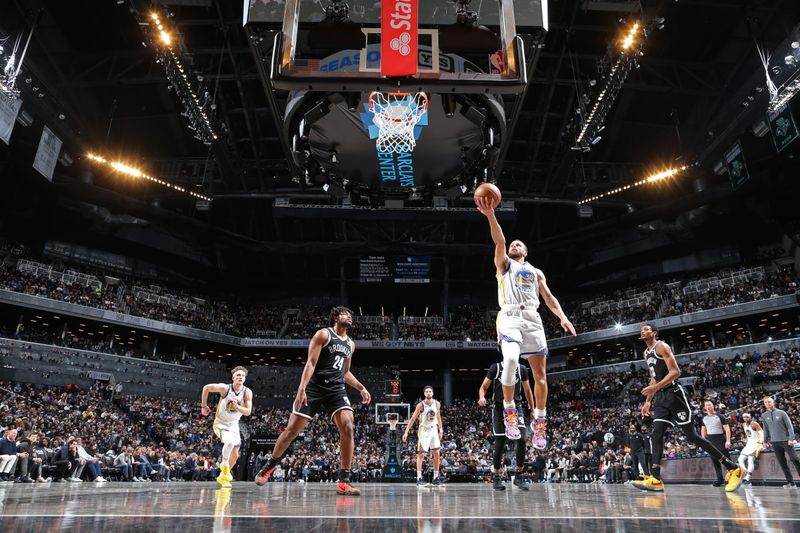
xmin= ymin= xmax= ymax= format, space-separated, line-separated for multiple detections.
xmin=0 ymin=94 xmax=22 ymax=145
xmin=724 ymin=141 xmax=749 ymax=189
xmin=767 ymin=105 xmax=799 ymax=152
xmin=32 ymin=126 xmax=62 ymax=181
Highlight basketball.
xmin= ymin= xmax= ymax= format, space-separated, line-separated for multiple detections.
xmin=474 ymin=183 xmax=502 ymax=209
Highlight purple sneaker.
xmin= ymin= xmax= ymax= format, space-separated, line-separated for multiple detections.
xmin=531 ymin=417 xmax=548 ymax=450
xmin=503 ymin=407 xmax=521 ymax=440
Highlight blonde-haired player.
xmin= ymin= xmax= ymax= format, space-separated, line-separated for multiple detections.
xmin=403 ymin=386 xmax=444 ymax=486
xmin=201 ymin=366 xmax=253 ymax=489
xmin=738 ymin=413 xmax=763 ymax=486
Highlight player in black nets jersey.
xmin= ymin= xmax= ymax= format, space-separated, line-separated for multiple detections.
xmin=478 ymin=360 xmax=535 ymax=491
xmin=633 ymin=324 xmax=744 ymax=493
xmin=254 ymin=306 xmax=371 ymax=495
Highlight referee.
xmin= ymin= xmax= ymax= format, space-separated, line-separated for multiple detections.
xmin=701 ymin=400 xmax=731 ymax=487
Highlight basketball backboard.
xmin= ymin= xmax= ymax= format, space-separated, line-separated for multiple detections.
xmin=245 ymin=0 xmax=548 ymax=29
xmin=375 ymin=402 xmax=411 ymax=426
xmin=245 ymin=0 xmax=548 ymax=94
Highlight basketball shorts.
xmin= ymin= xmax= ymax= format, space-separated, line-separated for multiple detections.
xmin=492 ymin=402 xmax=528 ymax=438
xmin=417 ymin=426 xmax=441 ymax=453
xmin=496 ymin=308 xmax=548 ymax=358
xmin=741 ymin=441 xmax=761 ymax=457
xmin=652 ymin=385 xmax=692 ymax=427
xmin=213 ymin=419 xmax=242 ymax=447
xmin=293 ymin=383 xmax=353 ymax=421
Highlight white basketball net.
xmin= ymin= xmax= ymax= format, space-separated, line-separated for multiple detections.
xmin=386 ymin=413 xmax=400 ymax=432
xmin=368 ymin=91 xmax=428 ymax=154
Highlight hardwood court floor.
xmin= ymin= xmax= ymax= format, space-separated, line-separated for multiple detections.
xmin=2 ymin=481 xmax=799 ymax=532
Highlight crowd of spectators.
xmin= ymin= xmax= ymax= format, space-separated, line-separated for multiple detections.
xmin=661 ymin=267 xmax=798 ymax=318
xmin=396 ymin=322 xmax=449 ymax=341
xmin=3 ymin=251 xmax=796 ymax=342
xmin=6 ymin=326 xmax=191 ymax=367
xmin=124 ymin=295 xmax=217 ymax=333
xmin=548 ymin=282 xmax=666 ymax=337
xmin=0 ymin=263 xmax=117 ymax=311
xmin=3 ymin=344 xmax=797 ymax=485
xmin=447 ymin=305 xmax=497 ymax=342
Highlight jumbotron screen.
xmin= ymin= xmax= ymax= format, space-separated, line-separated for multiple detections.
xmin=359 ymin=256 xmax=430 ymax=283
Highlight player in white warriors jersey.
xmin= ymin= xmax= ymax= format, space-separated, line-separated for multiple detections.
xmin=738 ymin=413 xmax=764 ymax=485
xmin=403 ymin=386 xmax=444 ymax=486
xmin=201 ymin=366 xmax=253 ymax=488
xmin=476 ymin=195 xmax=576 ymax=449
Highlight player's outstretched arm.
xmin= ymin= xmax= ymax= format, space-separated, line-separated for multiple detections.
xmin=201 ymin=383 xmax=228 ymax=416
xmin=538 ymin=270 xmax=576 ymax=336
xmin=343 ymin=346 xmax=371 ymax=404
xmin=475 ymin=196 xmax=510 ymax=275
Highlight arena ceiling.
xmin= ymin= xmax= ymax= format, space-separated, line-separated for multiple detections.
xmin=0 ymin=0 xmax=798 ymax=291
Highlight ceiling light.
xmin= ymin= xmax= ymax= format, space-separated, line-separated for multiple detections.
xmin=578 ymin=165 xmax=689 ymax=204
xmin=86 ymin=151 xmax=211 ymax=201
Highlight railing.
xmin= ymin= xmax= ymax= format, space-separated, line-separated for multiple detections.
xmin=133 ymin=287 xmax=197 ymax=311
xmin=549 ymin=336 xmax=800 ymax=381
xmin=398 ymin=316 xmax=444 ymax=325
xmin=17 ymin=259 xmax=102 ymax=290
xmin=683 ymin=266 xmax=765 ymax=295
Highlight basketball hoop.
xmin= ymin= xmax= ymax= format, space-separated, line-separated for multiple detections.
xmin=368 ymin=91 xmax=428 ymax=154
xmin=386 ymin=412 xmax=400 ymax=432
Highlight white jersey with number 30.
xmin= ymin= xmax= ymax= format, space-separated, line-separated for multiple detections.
xmin=497 ymin=260 xmax=541 ymax=309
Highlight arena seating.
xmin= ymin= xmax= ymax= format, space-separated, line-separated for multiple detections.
xmin=2 ymin=341 xmax=797 ymax=485
xmin=2 ymin=249 xmax=796 ymax=342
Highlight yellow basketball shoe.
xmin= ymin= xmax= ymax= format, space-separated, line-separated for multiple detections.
xmin=632 ymin=475 xmax=664 ymax=492
xmin=725 ymin=466 xmax=744 ymax=492
xmin=217 ymin=464 xmax=232 ymax=489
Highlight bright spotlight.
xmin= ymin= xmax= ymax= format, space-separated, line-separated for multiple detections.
xmin=621 ymin=21 xmax=640 ymax=51
xmin=577 ymin=165 xmax=689 ymax=205
xmin=110 ymin=161 xmax=143 ymax=177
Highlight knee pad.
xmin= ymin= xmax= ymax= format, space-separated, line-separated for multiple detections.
xmin=500 ymin=342 xmax=521 ymax=387
xmin=222 ymin=442 xmax=234 ymax=460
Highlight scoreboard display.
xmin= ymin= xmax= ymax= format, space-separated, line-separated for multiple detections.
xmin=359 ymin=256 xmax=392 ymax=283
xmin=359 ymin=256 xmax=431 ymax=283
xmin=385 ymin=379 xmax=401 ymax=398
xmin=394 ymin=256 xmax=430 ymax=283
